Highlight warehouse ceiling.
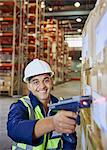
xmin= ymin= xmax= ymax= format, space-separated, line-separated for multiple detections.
xmin=45 ymin=0 xmax=97 ymax=37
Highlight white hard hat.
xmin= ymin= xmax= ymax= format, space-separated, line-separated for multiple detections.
xmin=23 ymin=59 xmax=54 ymax=83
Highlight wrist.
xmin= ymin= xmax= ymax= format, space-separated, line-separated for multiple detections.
xmin=49 ymin=116 xmax=55 ymax=131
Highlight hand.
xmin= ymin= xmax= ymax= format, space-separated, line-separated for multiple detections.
xmin=52 ymin=110 xmax=77 ymax=134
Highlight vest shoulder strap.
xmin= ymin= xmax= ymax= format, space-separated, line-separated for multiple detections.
xmin=19 ymin=96 xmax=35 ymax=120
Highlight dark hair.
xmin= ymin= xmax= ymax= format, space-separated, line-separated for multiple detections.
xmin=27 ymin=76 xmax=35 ymax=82
xmin=28 ymin=73 xmax=51 ymax=82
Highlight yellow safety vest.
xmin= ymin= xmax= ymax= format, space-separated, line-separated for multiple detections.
xmin=12 ymin=96 xmax=62 ymax=150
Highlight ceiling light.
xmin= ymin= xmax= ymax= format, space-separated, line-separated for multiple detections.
xmin=77 ymin=29 xmax=82 ymax=32
xmin=76 ymin=18 xmax=82 ymax=22
xmin=74 ymin=2 xmax=80 ymax=7
xmin=49 ymin=7 xmax=52 ymax=11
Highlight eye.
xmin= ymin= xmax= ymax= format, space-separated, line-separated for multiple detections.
xmin=44 ymin=78 xmax=50 ymax=83
xmin=32 ymin=80 xmax=39 ymax=85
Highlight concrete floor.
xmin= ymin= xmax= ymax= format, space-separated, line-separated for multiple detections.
xmin=0 ymin=80 xmax=81 ymax=150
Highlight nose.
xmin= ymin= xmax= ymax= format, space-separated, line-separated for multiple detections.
xmin=39 ymin=81 xmax=46 ymax=89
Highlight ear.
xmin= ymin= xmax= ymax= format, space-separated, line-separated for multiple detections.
xmin=27 ymin=83 xmax=31 ymax=91
xmin=50 ymin=78 xmax=53 ymax=90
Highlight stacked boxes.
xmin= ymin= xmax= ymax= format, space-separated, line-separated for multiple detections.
xmin=81 ymin=0 xmax=107 ymax=149
xmin=0 ymin=72 xmax=11 ymax=95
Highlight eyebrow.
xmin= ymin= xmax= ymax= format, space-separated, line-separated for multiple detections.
xmin=31 ymin=76 xmax=50 ymax=82
xmin=31 ymin=79 xmax=39 ymax=82
xmin=44 ymin=77 xmax=50 ymax=80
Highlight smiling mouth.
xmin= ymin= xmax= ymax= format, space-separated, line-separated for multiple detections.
xmin=39 ymin=90 xmax=47 ymax=93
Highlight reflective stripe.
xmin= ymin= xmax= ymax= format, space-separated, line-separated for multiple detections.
xmin=12 ymin=145 xmax=16 ymax=150
xmin=12 ymin=147 xmax=25 ymax=150
xmin=16 ymin=147 xmax=25 ymax=150
xmin=12 ymin=144 xmax=44 ymax=150
xmin=32 ymin=144 xmax=44 ymax=150
xmin=19 ymin=97 xmax=32 ymax=119
xmin=12 ymin=143 xmax=33 ymax=150
xmin=26 ymin=145 xmax=33 ymax=150
xmin=17 ymin=143 xmax=26 ymax=149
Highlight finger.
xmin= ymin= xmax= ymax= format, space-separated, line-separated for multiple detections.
xmin=62 ymin=110 xmax=77 ymax=119
xmin=61 ymin=116 xmax=76 ymax=125
xmin=58 ymin=121 xmax=76 ymax=130
xmin=60 ymin=128 xmax=75 ymax=134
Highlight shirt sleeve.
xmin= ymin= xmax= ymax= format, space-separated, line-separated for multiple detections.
xmin=7 ymin=100 xmax=43 ymax=146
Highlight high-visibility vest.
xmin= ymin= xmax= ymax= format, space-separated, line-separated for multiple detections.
xmin=12 ymin=96 xmax=62 ymax=150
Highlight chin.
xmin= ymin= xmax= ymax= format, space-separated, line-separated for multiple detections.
xmin=40 ymin=97 xmax=48 ymax=101
xmin=39 ymin=95 xmax=49 ymax=101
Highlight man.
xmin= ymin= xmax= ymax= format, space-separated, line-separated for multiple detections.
xmin=7 ymin=59 xmax=77 ymax=150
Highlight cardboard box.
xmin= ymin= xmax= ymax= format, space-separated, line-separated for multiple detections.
xmin=86 ymin=124 xmax=103 ymax=150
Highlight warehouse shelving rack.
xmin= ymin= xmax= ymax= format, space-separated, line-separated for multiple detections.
xmin=40 ymin=18 xmax=58 ymax=83
xmin=0 ymin=0 xmax=70 ymax=96
xmin=0 ymin=0 xmax=23 ymax=96
xmin=40 ymin=18 xmax=70 ymax=84
xmin=63 ymin=42 xmax=70 ymax=82
xmin=21 ymin=0 xmax=45 ymax=95
xmin=57 ymin=27 xmax=65 ymax=83
xmin=23 ymin=0 xmax=44 ymax=64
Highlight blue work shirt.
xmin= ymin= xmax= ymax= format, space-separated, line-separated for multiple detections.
xmin=7 ymin=91 xmax=58 ymax=146
xmin=7 ymin=91 xmax=77 ymax=149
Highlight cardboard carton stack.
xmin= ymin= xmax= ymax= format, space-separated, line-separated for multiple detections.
xmin=81 ymin=0 xmax=107 ymax=149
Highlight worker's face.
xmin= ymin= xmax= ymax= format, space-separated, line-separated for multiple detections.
xmin=28 ymin=74 xmax=53 ymax=102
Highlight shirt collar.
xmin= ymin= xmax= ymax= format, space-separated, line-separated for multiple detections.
xmin=28 ymin=91 xmax=59 ymax=109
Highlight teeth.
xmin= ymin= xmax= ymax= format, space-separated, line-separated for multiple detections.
xmin=39 ymin=91 xmax=46 ymax=93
